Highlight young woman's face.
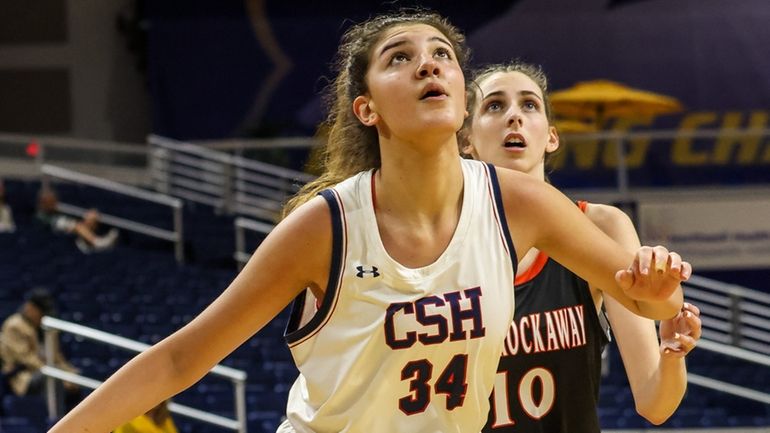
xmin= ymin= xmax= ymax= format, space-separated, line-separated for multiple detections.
xmin=465 ymin=71 xmax=559 ymax=178
xmin=357 ymin=23 xmax=466 ymax=144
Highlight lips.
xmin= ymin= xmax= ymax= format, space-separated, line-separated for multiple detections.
xmin=420 ymin=83 xmax=448 ymax=100
xmin=503 ymin=132 xmax=526 ymax=148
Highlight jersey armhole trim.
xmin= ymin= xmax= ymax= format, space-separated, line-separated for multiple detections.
xmin=514 ymin=252 xmax=549 ymax=285
xmin=485 ymin=163 xmax=518 ymax=277
xmin=512 ymin=200 xmax=589 ymax=285
xmin=285 ymin=189 xmax=346 ymax=345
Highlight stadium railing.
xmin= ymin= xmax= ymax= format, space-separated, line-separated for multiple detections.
xmin=683 ymin=275 xmax=770 ymax=404
xmin=148 ymin=134 xmax=315 ymax=223
xmin=41 ymin=164 xmax=185 ymax=262
xmin=41 ymin=316 xmax=249 ymax=433
xmin=685 ymin=275 xmax=770 ymax=354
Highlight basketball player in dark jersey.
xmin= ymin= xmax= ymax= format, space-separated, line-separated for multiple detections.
xmin=460 ymin=62 xmax=702 ymax=432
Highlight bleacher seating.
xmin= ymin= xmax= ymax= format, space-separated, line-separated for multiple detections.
xmin=1 ymin=178 xmax=768 ymax=431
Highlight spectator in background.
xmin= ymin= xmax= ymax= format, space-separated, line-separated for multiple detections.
xmin=0 ymin=287 xmax=80 ymax=408
xmin=114 ymin=401 xmax=178 ymax=433
xmin=0 ymin=179 xmax=15 ymax=233
xmin=35 ymin=187 xmax=119 ymax=253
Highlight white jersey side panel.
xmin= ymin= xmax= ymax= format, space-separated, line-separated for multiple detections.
xmin=282 ymin=159 xmax=517 ymax=433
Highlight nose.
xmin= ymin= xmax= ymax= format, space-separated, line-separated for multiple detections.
xmin=507 ymin=111 xmax=523 ymax=128
xmin=416 ymin=55 xmax=440 ymax=78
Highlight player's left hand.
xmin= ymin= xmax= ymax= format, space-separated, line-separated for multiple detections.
xmin=659 ymin=302 xmax=702 ymax=357
xmin=615 ymin=245 xmax=692 ymax=303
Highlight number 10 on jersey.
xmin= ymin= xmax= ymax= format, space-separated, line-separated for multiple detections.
xmin=490 ymin=367 xmax=556 ymax=427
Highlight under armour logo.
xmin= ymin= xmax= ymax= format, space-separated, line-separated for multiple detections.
xmin=356 ymin=265 xmax=380 ymax=278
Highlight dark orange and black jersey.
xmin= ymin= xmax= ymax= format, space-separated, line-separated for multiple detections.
xmin=483 ymin=202 xmax=610 ymax=433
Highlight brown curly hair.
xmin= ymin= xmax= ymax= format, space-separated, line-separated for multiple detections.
xmin=283 ymin=10 xmax=469 ymax=217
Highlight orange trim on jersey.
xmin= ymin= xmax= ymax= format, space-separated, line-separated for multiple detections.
xmin=514 ymin=200 xmax=589 ymax=285
xmin=514 ymin=251 xmax=549 ymax=285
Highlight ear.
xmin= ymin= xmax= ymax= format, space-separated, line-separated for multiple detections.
xmin=353 ymin=95 xmax=378 ymax=126
xmin=546 ymin=125 xmax=560 ymax=153
xmin=461 ymin=142 xmax=477 ymax=158
xmin=458 ymin=131 xmax=477 ymax=158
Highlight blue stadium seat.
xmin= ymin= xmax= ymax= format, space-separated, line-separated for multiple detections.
xmin=2 ymin=394 xmax=47 ymax=426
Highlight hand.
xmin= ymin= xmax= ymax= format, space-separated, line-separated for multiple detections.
xmin=659 ymin=302 xmax=702 ymax=357
xmin=615 ymin=246 xmax=692 ymax=302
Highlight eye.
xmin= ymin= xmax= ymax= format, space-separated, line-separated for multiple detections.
xmin=522 ymin=99 xmax=539 ymax=111
xmin=484 ymin=100 xmax=503 ymax=112
xmin=390 ymin=52 xmax=410 ymax=65
xmin=435 ymin=47 xmax=453 ymax=60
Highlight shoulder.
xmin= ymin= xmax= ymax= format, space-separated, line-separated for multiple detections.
xmin=246 ymin=194 xmax=334 ymax=296
xmin=493 ymin=165 xmax=556 ymax=203
xmin=583 ymin=203 xmax=634 ymax=234
xmin=277 ymin=194 xmax=334 ymax=243
xmin=493 ymin=165 xmax=575 ymax=225
xmin=2 ymin=314 xmax=30 ymax=335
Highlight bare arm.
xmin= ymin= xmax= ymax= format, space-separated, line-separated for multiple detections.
xmin=497 ymin=169 xmax=686 ymax=320
xmin=587 ymin=203 xmax=689 ymax=424
xmin=49 ymin=197 xmax=332 ymax=433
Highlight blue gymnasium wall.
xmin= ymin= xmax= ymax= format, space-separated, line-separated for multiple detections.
xmin=143 ymin=0 xmax=770 ymax=186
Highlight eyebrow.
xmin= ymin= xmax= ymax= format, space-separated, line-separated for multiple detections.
xmin=378 ymin=36 xmax=453 ymax=58
xmin=481 ymin=89 xmax=544 ymax=102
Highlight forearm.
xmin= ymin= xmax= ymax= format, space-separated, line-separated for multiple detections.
xmin=49 ymin=344 xmax=200 ymax=433
xmin=634 ymin=356 xmax=687 ymax=424
xmin=635 ymin=286 xmax=684 ymax=321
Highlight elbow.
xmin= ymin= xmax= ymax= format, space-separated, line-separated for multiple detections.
xmin=147 ymin=338 xmax=205 ymax=392
xmin=635 ymin=404 xmax=674 ymax=425
xmin=163 ymin=337 xmax=217 ymax=389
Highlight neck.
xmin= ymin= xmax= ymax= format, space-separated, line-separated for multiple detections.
xmin=375 ymin=134 xmax=463 ymax=222
xmin=527 ymin=161 xmax=547 ymax=182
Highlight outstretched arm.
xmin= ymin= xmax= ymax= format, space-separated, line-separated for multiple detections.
xmin=607 ymin=297 xmax=701 ymax=423
xmin=49 ymin=197 xmax=333 ymax=433
xmin=497 ymin=168 xmax=686 ymax=320
xmin=586 ymin=202 xmax=698 ymax=423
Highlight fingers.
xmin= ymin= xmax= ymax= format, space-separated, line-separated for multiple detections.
xmin=667 ymin=253 xmax=692 ymax=281
xmin=683 ymin=301 xmax=700 ymax=316
xmin=635 ymin=246 xmax=691 ymax=280
xmin=680 ymin=302 xmax=703 ymax=340
xmin=620 ymin=245 xmax=691 ymax=303
xmin=636 ymin=246 xmax=653 ymax=275
xmin=661 ymin=332 xmax=698 ymax=357
xmin=653 ymin=245 xmax=669 ymax=274
xmin=633 ymin=246 xmax=692 ymax=284
xmin=633 ymin=245 xmax=674 ymax=275
xmin=615 ymin=268 xmax=634 ymax=291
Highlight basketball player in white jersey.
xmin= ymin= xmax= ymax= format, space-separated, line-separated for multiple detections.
xmin=49 ymin=11 xmax=691 ymax=433
xmin=460 ymin=61 xmax=701 ymax=432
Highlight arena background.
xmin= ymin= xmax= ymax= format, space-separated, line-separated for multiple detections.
xmin=0 ymin=0 xmax=769 ymax=432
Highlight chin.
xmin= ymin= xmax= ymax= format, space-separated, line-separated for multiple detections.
xmin=423 ymin=113 xmax=464 ymax=131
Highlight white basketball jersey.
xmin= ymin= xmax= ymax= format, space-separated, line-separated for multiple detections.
xmin=281 ymin=159 xmax=517 ymax=433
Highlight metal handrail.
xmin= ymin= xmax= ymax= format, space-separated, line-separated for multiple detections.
xmin=684 ymin=274 xmax=770 ymax=355
xmin=148 ymin=134 xmax=313 ymax=222
xmin=41 ymin=164 xmax=185 ymax=262
xmin=41 ymin=316 xmax=248 ymax=432
xmin=687 ymin=338 xmax=770 ymax=405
